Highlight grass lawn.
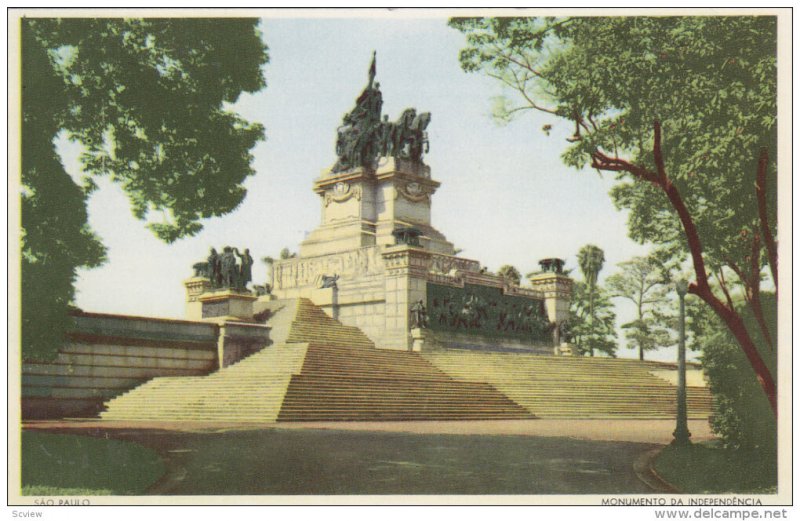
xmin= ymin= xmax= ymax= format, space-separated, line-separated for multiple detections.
xmin=655 ymin=441 xmax=777 ymax=494
xmin=21 ymin=431 xmax=165 ymax=496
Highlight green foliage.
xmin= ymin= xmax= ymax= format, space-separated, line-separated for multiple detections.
xmin=620 ymin=318 xmax=673 ymax=359
xmin=655 ymin=441 xmax=776 ymax=494
xmin=21 ymin=22 xmax=107 ymax=361
xmin=451 ymin=16 xmax=776 ymax=281
xmin=497 ymin=264 xmax=521 ymax=286
xmin=571 ymin=245 xmax=612 ymax=356
xmin=607 ymin=255 xmax=673 ymax=360
xmin=577 ymin=245 xmax=604 ymax=290
xmin=451 ymin=15 xmax=778 ymax=407
xmin=700 ymin=294 xmax=777 ymax=451
xmin=21 ymin=432 xmax=165 ymax=495
xmin=21 ymin=18 xmax=268 ymax=360
xmin=567 ymin=281 xmax=617 ymax=357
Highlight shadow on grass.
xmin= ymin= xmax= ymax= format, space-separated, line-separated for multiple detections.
xmin=654 ymin=441 xmax=776 ymax=494
xmin=21 ymin=431 xmax=165 ymax=496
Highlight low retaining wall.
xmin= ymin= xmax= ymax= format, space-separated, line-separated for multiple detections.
xmin=423 ymin=330 xmax=552 ymax=354
xmin=22 ymin=312 xmax=221 ymax=419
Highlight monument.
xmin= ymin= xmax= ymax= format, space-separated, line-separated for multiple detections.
xmin=256 ymin=54 xmax=573 ymax=351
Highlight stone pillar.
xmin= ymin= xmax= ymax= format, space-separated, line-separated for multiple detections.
xmin=216 ymin=321 xmax=271 ymax=369
xmin=185 ymin=277 xmax=213 ymax=321
xmin=410 ymin=327 xmax=432 ymax=352
xmin=527 ymin=272 xmax=573 ymax=345
xmin=382 ymin=245 xmax=431 ymax=350
xmin=309 ymin=286 xmax=338 ymax=320
xmin=264 ymin=257 xmax=275 ymax=293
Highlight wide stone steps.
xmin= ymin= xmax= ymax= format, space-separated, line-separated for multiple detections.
xmin=99 ymin=344 xmax=307 ymax=421
xmin=424 ymin=350 xmax=715 ymax=419
xmin=277 ymin=340 xmax=533 ymax=421
xmin=98 ymin=300 xmax=310 ymax=422
xmin=98 ymin=296 xmax=713 ymax=422
xmin=285 ymin=300 xmax=376 ymax=348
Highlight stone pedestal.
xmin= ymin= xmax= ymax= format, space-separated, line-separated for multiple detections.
xmin=267 ymin=149 xmax=575 ymax=352
xmin=410 ymin=327 xmax=430 ymax=352
xmin=198 ymin=290 xmax=257 ymax=323
xmin=528 ymin=272 xmax=573 ymax=345
xmin=382 ymin=245 xmax=430 ymax=350
xmin=308 ymin=286 xmax=339 ymax=320
xmin=553 ymin=343 xmax=574 ymax=356
xmin=184 ymin=277 xmax=213 ymax=321
xmin=216 ymin=321 xmax=270 ymax=368
xmin=298 ymin=157 xmax=454 ymax=258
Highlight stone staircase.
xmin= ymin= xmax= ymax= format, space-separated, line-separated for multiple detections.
xmin=99 ymin=299 xmax=532 ymax=422
xmin=276 ymin=299 xmax=534 ymax=421
xmin=423 ymin=350 xmax=715 ymax=419
xmin=99 ymin=300 xmax=306 ymax=422
xmin=99 ymin=298 xmax=714 ymax=422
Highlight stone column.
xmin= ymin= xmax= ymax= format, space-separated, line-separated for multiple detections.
xmin=263 ymin=257 xmax=274 ymax=292
xmin=382 ymin=245 xmax=431 ymax=350
xmin=527 ymin=272 xmax=573 ymax=346
xmin=216 ymin=322 xmax=271 ymax=369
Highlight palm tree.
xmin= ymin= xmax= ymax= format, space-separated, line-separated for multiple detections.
xmin=577 ymin=245 xmax=605 ymax=356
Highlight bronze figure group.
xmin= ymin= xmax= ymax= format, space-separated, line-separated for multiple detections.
xmin=333 ymin=52 xmax=431 ymax=173
xmin=194 ymin=246 xmax=254 ymax=291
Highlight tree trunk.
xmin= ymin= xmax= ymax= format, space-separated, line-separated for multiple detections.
xmin=692 ymin=284 xmax=777 ymax=414
xmin=662 ymin=172 xmax=777 ymax=416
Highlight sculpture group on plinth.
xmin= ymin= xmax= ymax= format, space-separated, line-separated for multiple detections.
xmin=332 ymin=51 xmax=431 ymax=173
xmin=193 ymin=246 xmax=254 ymax=291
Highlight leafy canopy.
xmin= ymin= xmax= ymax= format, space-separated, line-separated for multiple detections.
xmin=450 ymin=15 xmax=776 ymax=286
xmin=497 ymin=264 xmax=521 ymax=286
xmin=606 ymin=256 xmax=673 ymax=360
xmin=567 ymin=281 xmax=617 ymax=358
xmin=21 ymin=18 xmax=269 ymax=359
xmin=451 ymin=16 xmax=778 ymax=410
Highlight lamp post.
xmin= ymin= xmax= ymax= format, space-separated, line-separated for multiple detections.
xmin=672 ymin=279 xmax=692 ymax=446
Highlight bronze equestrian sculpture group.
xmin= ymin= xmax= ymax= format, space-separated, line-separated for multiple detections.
xmin=333 ymin=52 xmax=431 ymax=173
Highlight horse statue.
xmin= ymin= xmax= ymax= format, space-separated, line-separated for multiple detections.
xmin=391 ymin=108 xmax=430 ymax=162
xmin=407 ymin=111 xmax=431 ymax=161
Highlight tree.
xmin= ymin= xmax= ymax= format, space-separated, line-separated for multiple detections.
xmin=450 ymin=16 xmax=778 ymax=414
xmin=576 ymin=244 xmax=605 ymax=356
xmin=606 ymin=256 xmax=673 ymax=360
xmin=567 ymin=281 xmax=617 ymax=358
xmin=22 ymin=19 xmax=269 ymax=360
xmin=497 ymin=264 xmax=521 ymax=286
xmin=696 ymin=294 xmax=776 ymax=452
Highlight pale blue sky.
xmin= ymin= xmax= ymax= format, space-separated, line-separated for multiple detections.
xmin=62 ymin=16 xmax=692 ymax=361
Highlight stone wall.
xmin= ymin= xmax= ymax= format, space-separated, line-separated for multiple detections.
xmin=22 ymin=312 xmax=220 ymax=419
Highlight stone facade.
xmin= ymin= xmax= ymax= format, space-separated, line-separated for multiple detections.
xmin=22 ymin=312 xmax=218 ymax=419
xmin=265 ymin=157 xmax=573 ymax=351
xmin=22 ymin=310 xmax=271 ymax=419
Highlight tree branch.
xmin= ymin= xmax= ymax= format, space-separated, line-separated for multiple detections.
xmin=653 ymin=120 xmax=668 ymax=183
xmin=593 ymin=121 xmax=777 ymax=414
xmin=485 ymin=71 xmax=559 ymax=115
xmin=748 ymin=233 xmax=775 ymax=351
xmin=590 ymin=150 xmax=660 ymax=184
xmin=715 ymin=268 xmax=736 ymax=313
xmin=755 ymin=147 xmax=778 ymax=290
